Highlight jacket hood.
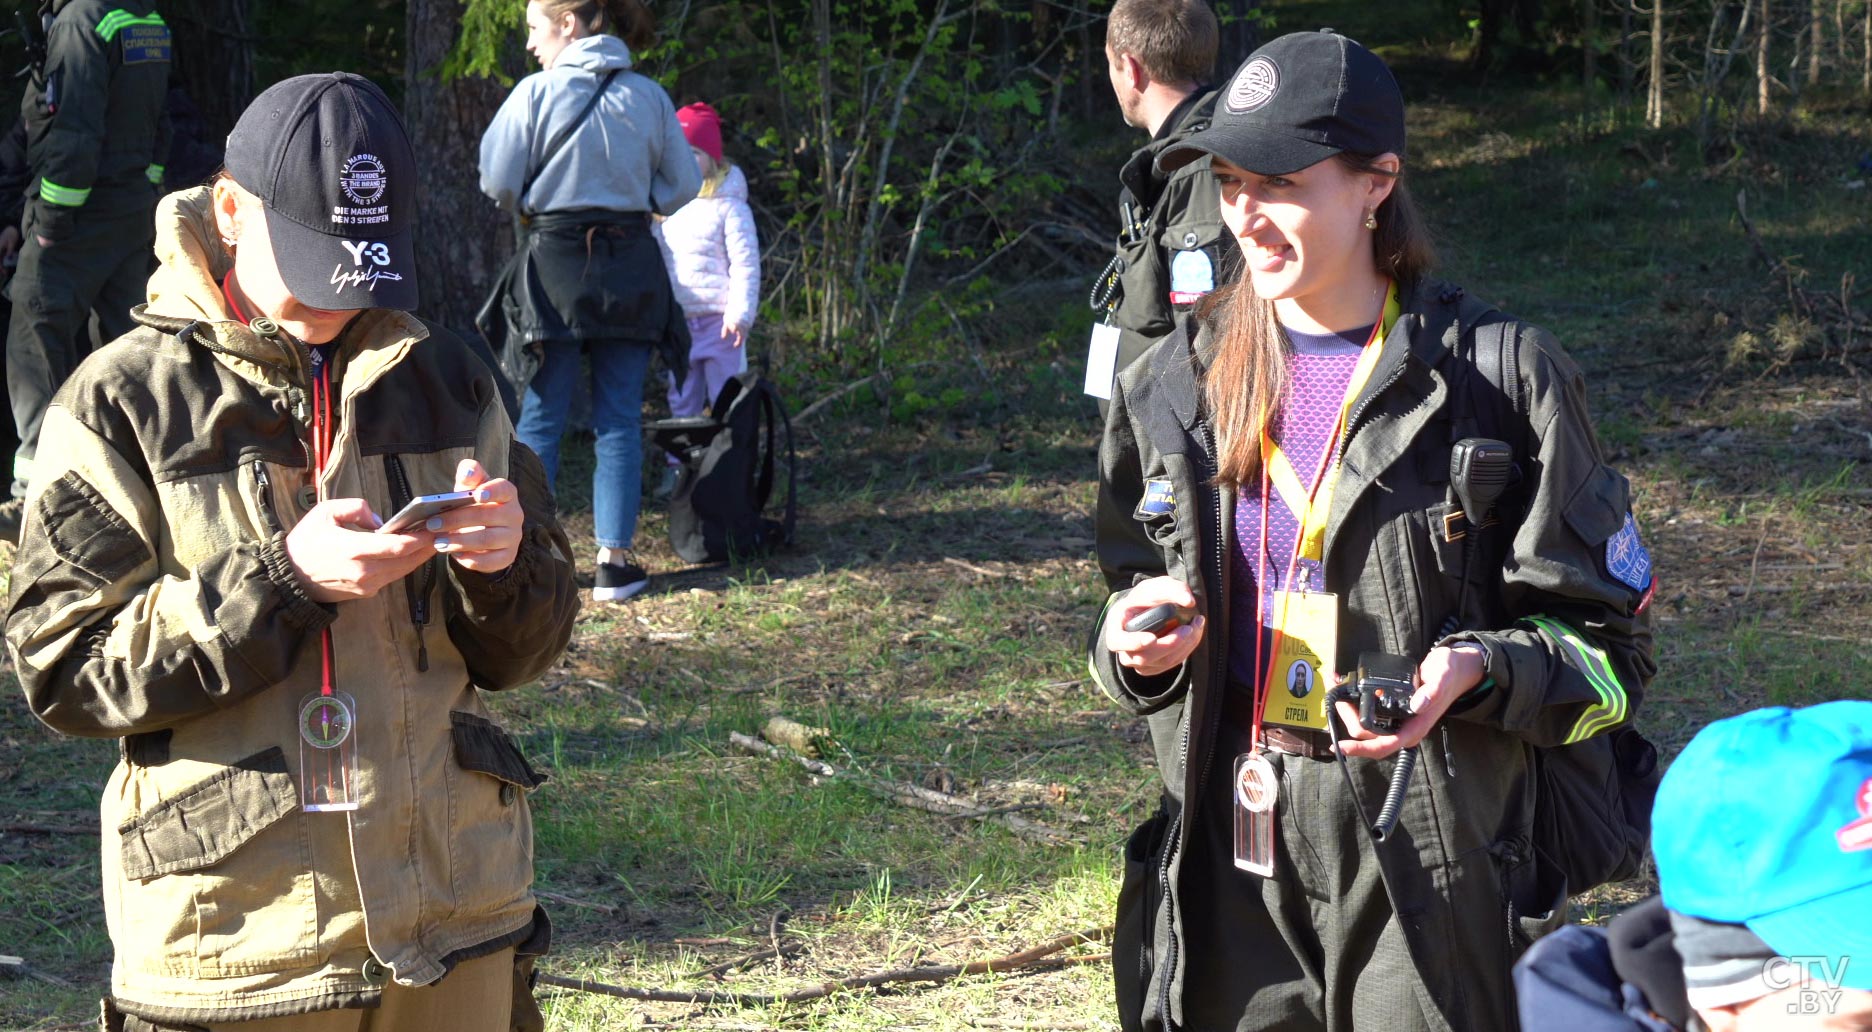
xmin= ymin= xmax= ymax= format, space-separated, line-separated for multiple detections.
xmin=140 ymin=186 xmax=427 ymax=384
xmin=713 ymin=164 xmax=749 ymax=202
xmin=556 ymin=34 xmax=634 ymax=72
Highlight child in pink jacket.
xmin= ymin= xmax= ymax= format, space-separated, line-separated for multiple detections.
xmin=656 ymin=102 xmax=761 ymax=422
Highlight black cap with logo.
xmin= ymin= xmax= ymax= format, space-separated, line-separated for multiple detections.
xmin=1158 ymin=30 xmax=1405 ymax=177
xmin=224 ymin=72 xmax=419 ymax=312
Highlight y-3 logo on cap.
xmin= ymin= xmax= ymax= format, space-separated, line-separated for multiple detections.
xmin=1227 ymin=57 xmax=1279 ymax=113
xmin=332 ymin=240 xmax=403 ymax=293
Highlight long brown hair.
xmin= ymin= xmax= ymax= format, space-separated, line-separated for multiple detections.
xmin=536 ymin=0 xmax=656 ymax=53
xmin=1202 ymin=152 xmax=1436 ymax=489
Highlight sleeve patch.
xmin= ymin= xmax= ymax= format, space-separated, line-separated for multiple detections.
xmin=1136 ymin=478 xmax=1177 ymax=518
xmin=36 ymin=470 xmax=151 ymax=584
xmin=1604 ymin=512 xmax=1653 ymax=593
xmin=1167 ymin=249 xmax=1215 ymax=305
xmin=118 ymin=24 xmax=172 ymax=64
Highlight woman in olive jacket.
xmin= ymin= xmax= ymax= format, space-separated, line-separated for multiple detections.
xmin=1090 ymin=33 xmax=1656 ymax=1032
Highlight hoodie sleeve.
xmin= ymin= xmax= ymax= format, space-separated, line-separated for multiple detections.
xmin=720 ymin=188 xmax=760 ymax=331
xmin=649 ymin=91 xmax=701 ymax=216
xmin=479 ymin=81 xmax=536 ymax=214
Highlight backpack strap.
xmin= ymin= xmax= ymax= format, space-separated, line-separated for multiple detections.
xmin=749 ymin=377 xmax=798 ymax=546
xmin=519 ymin=68 xmax=621 ymax=213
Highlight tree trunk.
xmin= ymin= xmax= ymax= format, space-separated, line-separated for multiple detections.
xmin=1647 ymin=0 xmax=1666 ymax=127
xmin=160 ymin=0 xmax=256 ymax=144
xmin=1758 ymin=0 xmax=1772 ymax=115
xmin=1586 ymin=0 xmax=1600 ymax=90
xmin=1809 ymin=0 xmax=1824 ymax=82
xmin=1620 ymin=0 xmax=1635 ymax=107
xmin=1864 ymin=0 xmax=1870 ymax=94
xmin=405 ymin=0 xmax=514 ymax=332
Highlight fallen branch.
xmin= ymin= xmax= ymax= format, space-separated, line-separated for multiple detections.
xmin=537 ymin=928 xmax=1112 ymax=1007
xmin=726 ymin=733 xmax=1070 ymax=843
xmin=792 ymin=374 xmax=878 ymax=426
xmin=690 ymin=940 xmax=805 ymax=980
xmin=534 ymin=889 xmax=618 ymax=915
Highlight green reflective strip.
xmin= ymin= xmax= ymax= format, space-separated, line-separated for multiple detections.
xmin=39 ymin=179 xmax=90 ymax=207
xmin=1526 ymin=615 xmax=1629 ymax=743
xmin=96 ymin=9 xmax=166 ymax=41
xmin=1089 ymin=595 xmax=1118 ymax=685
xmin=145 ymin=164 xmax=164 ymax=185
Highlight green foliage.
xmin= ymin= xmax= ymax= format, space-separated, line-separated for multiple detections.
xmin=445 ymin=0 xmax=526 ymax=83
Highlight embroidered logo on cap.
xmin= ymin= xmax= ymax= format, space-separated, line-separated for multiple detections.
xmin=1839 ymin=778 xmax=1872 ymax=853
xmin=1227 ymin=57 xmax=1280 ymax=113
xmin=334 ymin=154 xmax=391 ymax=226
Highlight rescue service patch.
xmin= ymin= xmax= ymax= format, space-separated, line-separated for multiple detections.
xmin=1136 ymin=479 xmax=1176 ymax=519
xmin=119 ymin=24 xmax=172 ymax=64
xmin=1604 ymin=512 xmax=1653 ymax=592
xmin=1168 ymin=249 xmax=1215 ymax=306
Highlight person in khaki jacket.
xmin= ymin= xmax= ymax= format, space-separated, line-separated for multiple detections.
xmin=4 ymin=73 xmax=580 ymax=1031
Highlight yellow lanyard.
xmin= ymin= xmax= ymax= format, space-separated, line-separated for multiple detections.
xmin=1258 ymin=282 xmax=1402 ymax=567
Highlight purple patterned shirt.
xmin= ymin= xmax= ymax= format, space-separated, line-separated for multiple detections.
xmin=1227 ymin=325 xmax=1371 ymax=690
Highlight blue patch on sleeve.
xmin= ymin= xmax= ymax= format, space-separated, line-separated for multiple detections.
xmin=1605 ymin=512 xmax=1653 ymax=592
xmin=1136 ymin=479 xmax=1177 ymax=518
xmin=120 ymin=25 xmax=172 ymax=64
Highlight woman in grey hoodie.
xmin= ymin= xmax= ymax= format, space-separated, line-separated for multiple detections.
xmin=479 ymin=0 xmax=701 ymax=602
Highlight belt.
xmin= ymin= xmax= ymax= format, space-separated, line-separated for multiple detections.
xmin=1221 ymin=684 xmax=1335 ymax=761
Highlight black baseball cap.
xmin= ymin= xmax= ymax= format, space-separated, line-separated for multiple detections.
xmin=224 ymin=72 xmax=419 ymax=312
xmin=1159 ymin=30 xmax=1405 ymax=177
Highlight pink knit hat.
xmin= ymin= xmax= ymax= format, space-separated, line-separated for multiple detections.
xmin=677 ymin=102 xmax=723 ymax=163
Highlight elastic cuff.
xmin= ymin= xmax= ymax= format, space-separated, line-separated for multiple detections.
xmin=453 ymin=537 xmax=535 ymax=602
xmin=257 ymin=534 xmax=337 ymax=631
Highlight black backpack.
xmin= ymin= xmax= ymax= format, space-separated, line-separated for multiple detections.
xmin=649 ymin=372 xmax=797 ymax=564
xmin=1447 ymin=288 xmax=1662 ymax=896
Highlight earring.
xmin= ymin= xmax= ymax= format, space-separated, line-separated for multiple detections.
xmin=1364 ymin=210 xmax=1378 ymax=231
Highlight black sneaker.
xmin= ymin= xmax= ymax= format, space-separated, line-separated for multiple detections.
xmin=593 ymin=558 xmax=649 ymax=602
xmin=0 ymin=497 xmax=22 ymax=545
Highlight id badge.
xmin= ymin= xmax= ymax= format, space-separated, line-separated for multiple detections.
xmin=1083 ymin=321 xmax=1121 ymax=400
xmin=298 ymin=690 xmax=360 ymax=812
xmin=1258 ymin=590 xmax=1337 ymax=732
xmin=1232 ymin=751 xmax=1278 ymax=877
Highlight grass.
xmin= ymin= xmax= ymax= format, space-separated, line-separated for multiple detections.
xmin=4 ymin=17 xmax=1870 ymax=1032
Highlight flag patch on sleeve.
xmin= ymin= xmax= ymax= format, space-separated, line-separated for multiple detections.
xmin=1605 ymin=512 xmax=1653 ymax=593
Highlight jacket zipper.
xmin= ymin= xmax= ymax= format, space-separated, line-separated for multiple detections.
xmin=251 ymin=460 xmax=284 ymax=535
xmin=1155 ymin=419 xmax=1231 ymax=1032
xmin=385 ymin=454 xmax=435 ymax=672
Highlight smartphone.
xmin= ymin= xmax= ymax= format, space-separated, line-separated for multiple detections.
xmin=1123 ymin=602 xmax=1198 ymax=636
xmin=377 ymin=491 xmax=475 ymax=534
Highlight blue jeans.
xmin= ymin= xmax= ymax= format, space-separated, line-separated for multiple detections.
xmin=515 ymin=339 xmax=652 ymax=551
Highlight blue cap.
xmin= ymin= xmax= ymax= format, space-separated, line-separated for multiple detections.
xmin=1653 ymin=701 xmax=1872 ymax=990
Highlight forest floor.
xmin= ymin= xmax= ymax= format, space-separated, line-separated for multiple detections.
xmin=3 ymin=12 xmax=1870 ymax=1032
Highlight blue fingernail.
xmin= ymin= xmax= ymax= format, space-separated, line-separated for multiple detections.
xmin=434 ymin=536 xmax=451 ymax=551
xmin=426 ymin=516 xmax=444 ymax=532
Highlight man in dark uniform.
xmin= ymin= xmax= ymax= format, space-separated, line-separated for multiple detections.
xmin=0 ymin=0 xmax=170 ymax=542
xmin=1086 ymin=0 xmax=1232 ymax=410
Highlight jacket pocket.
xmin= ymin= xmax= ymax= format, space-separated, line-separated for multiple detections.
xmin=445 ymin=712 xmax=542 ymax=917
xmin=1114 ymin=804 xmax=1172 ymax=1032
xmin=1562 ymin=463 xmax=1629 ymax=548
xmin=115 ymin=747 xmax=319 ymax=976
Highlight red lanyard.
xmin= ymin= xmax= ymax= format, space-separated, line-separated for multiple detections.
xmin=226 ymin=275 xmax=340 ymax=699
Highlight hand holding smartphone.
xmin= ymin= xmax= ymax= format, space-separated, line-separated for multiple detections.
xmin=377 ymin=491 xmax=476 ymax=534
